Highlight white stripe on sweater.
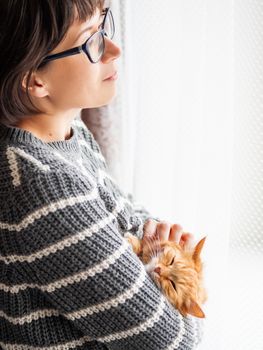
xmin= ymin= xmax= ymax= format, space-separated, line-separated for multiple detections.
xmin=0 ymin=298 xmax=176 ymax=350
xmin=164 ymin=312 xmax=185 ymax=350
xmin=50 ymin=149 xmax=133 ymax=215
xmin=2 ymin=148 xmax=131 ymax=235
xmin=0 ymin=266 xmax=147 ymax=324
xmin=0 ymin=309 xmax=59 ymax=325
xmin=71 ymin=119 xmax=106 ymax=160
xmin=192 ymin=317 xmax=198 ymax=348
xmin=98 ymin=169 xmax=134 ymax=209
xmin=78 ymin=139 xmax=106 ymax=163
xmin=97 ymin=296 xmax=166 ymax=343
xmin=6 ymin=147 xmax=50 ymax=187
xmin=66 ymin=266 xmax=147 ymax=320
xmin=6 ymin=147 xmax=21 ymax=187
xmin=10 ymin=147 xmax=51 ymax=172
xmin=48 ymin=149 xmax=128 ymax=212
xmin=52 ymin=150 xmax=96 ymax=183
xmin=0 ymin=335 xmax=93 ymax=350
xmin=0 ymin=186 xmax=99 ymax=232
xmin=0 ymin=239 xmax=130 ymax=294
xmin=0 ymin=193 xmax=127 ymax=264
xmin=192 ymin=316 xmax=203 ymax=348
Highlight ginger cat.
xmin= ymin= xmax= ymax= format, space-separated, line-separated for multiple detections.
xmin=124 ymin=233 xmax=207 ymax=318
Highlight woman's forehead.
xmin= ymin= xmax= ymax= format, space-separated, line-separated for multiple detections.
xmin=73 ymin=6 xmax=101 ymax=27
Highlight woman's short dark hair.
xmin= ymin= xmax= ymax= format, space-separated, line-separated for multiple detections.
xmin=0 ymin=0 xmax=104 ymax=126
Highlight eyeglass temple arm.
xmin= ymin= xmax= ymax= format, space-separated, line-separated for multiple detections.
xmin=42 ymin=47 xmax=83 ymax=63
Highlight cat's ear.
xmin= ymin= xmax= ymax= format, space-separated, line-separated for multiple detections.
xmin=192 ymin=236 xmax=207 ymax=262
xmin=183 ymin=300 xmax=206 ymax=318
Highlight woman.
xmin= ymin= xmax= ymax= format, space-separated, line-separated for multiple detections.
xmin=0 ymin=1 xmax=203 ymax=348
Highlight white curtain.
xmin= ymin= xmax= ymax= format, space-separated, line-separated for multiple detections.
xmin=108 ymin=0 xmax=263 ymax=349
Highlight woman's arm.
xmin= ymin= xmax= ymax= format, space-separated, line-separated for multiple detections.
xmin=76 ymin=117 xmax=161 ymax=238
xmin=9 ymin=169 xmax=203 ymax=350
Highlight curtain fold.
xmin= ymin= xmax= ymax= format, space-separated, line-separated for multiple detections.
xmin=81 ymin=1 xmax=262 ymax=348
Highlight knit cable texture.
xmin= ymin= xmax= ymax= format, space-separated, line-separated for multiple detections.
xmin=0 ymin=117 xmax=204 ymax=349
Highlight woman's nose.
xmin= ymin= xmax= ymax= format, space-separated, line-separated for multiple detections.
xmin=154 ymin=267 xmax=161 ymax=275
xmin=101 ymin=36 xmax=121 ymax=63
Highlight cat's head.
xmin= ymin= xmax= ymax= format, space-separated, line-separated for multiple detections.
xmin=144 ymin=236 xmax=207 ymax=318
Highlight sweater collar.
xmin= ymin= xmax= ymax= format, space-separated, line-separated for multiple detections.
xmin=0 ymin=121 xmax=80 ymax=153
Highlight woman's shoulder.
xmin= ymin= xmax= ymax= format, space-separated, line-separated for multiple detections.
xmin=0 ymin=142 xmax=81 ymax=186
xmin=0 ymin=141 xmax=96 ymax=216
xmin=0 ymin=146 xmax=97 ymax=227
xmin=0 ymin=119 xmax=109 ymax=220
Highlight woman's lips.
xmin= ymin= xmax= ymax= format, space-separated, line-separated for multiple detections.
xmin=103 ymin=71 xmax=118 ymax=81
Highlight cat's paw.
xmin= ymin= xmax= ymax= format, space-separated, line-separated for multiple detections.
xmin=124 ymin=232 xmax=134 ymax=245
xmin=124 ymin=232 xmax=142 ymax=255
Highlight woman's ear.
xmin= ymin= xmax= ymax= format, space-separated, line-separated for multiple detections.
xmin=22 ymin=72 xmax=49 ymax=98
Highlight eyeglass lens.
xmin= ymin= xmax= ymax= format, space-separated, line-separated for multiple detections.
xmin=87 ymin=10 xmax=115 ymax=62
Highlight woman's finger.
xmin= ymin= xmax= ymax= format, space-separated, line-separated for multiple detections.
xmin=156 ymin=221 xmax=171 ymax=241
xmin=142 ymin=220 xmax=160 ymax=256
xmin=169 ymin=224 xmax=183 ymax=244
xmin=143 ymin=219 xmax=158 ymax=239
xmin=180 ymin=232 xmax=194 ymax=248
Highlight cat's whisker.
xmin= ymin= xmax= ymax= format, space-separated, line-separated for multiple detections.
xmin=145 ymin=237 xmax=159 ymax=259
xmin=145 ymin=239 xmax=155 ymax=257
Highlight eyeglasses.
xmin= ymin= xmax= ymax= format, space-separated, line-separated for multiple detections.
xmin=41 ymin=7 xmax=115 ymax=65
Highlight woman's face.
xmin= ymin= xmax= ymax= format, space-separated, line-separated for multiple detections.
xmin=40 ymin=7 xmax=121 ymax=112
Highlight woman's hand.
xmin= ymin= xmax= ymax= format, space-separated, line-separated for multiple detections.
xmin=142 ymin=219 xmax=194 ymax=252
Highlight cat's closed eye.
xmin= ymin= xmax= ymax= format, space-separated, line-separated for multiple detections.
xmin=170 ymin=280 xmax=177 ymax=291
xmin=170 ymin=257 xmax=175 ymax=265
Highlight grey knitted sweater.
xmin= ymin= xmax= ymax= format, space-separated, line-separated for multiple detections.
xmin=0 ymin=117 xmax=204 ymax=349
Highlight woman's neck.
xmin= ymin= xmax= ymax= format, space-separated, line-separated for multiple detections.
xmin=15 ymin=110 xmax=80 ymax=142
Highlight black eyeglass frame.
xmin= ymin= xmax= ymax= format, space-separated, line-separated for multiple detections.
xmin=41 ymin=7 xmax=114 ymax=65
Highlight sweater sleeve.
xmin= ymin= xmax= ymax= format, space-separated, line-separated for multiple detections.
xmin=14 ymin=169 xmax=203 ymax=350
xmin=126 ymin=192 xmax=161 ymax=222
xmin=80 ymin=122 xmax=162 ymax=239
xmin=96 ymin=168 xmax=162 ymax=240
xmin=102 ymin=178 xmax=162 ymax=240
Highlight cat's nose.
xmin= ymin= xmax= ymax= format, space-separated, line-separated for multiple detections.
xmin=154 ymin=267 xmax=161 ymax=275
